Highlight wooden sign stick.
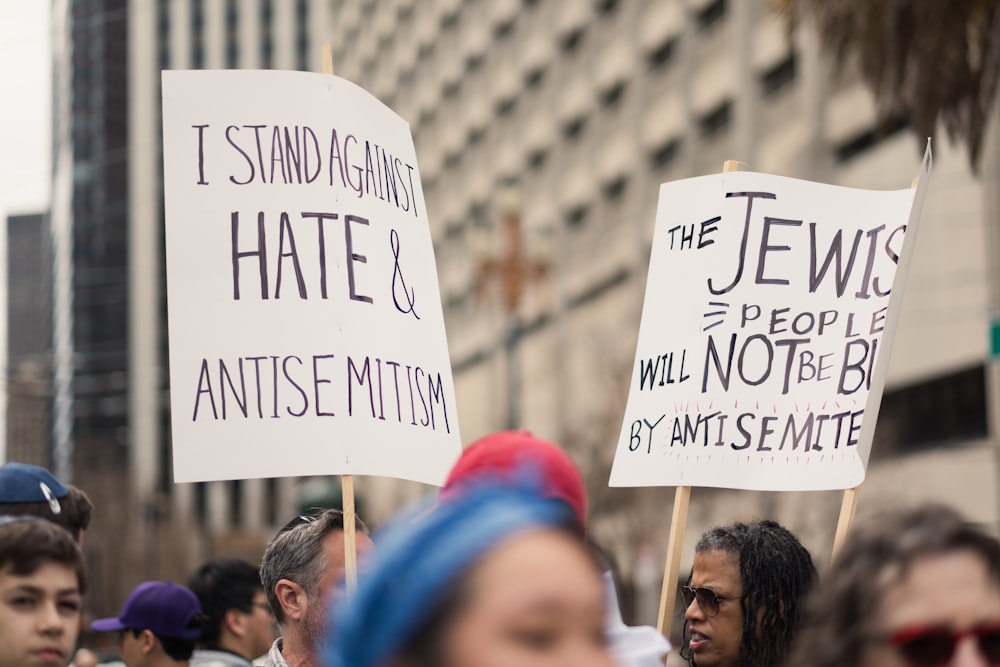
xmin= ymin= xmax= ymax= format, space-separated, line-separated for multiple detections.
xmin=655 ymin=159 xmax=744 ymax=638
xmin=319 ymin=41 xmax=359 ymax=592
xmin=830 ymin=486 xmax=858 ymax=558
xmin=656 ymin=485 xmax=691 ymax=635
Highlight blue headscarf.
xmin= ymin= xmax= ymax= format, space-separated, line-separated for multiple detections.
xmin=325 ymin=478 xmax=577 ymax=667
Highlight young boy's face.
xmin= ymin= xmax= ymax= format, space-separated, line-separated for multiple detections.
xmin=0 ymin=562 xmax=81 ymax=667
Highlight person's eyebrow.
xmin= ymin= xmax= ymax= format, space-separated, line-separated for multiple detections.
xmin=6 ymin=584 xmax=80 ymax=597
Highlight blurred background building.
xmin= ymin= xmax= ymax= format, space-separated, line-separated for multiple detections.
xmin=5 ymin=0 xmax=998 ymax=642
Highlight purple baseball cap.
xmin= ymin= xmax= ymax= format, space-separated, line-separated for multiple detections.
xmin=92 ymin=581 xmax=203 ymax=639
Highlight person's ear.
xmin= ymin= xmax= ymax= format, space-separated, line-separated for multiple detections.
xmin=139 ymin=629 xmax=158 ymax=655
xmin=224 ymin=608 xmax=247 ymax=638
xmin=275 ymin=579 xmax=307 ymax=621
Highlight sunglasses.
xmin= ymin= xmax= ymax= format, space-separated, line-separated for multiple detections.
xmin=680 ymin=585 xmax=744 ymax=617
xmin=276 ymin=507 xmax=346 ymax=537
xmin=886 ymin=623 xmax=1000 ymax=667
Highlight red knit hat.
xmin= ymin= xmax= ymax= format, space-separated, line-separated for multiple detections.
xmin=441 ymin=430 xmax=587 ymax=533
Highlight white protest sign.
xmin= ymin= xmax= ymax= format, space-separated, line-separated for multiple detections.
xmin=610 ymin=149 xmax=931 ymax=491
xmin=161 ymin=70 xmax=461 ymax=485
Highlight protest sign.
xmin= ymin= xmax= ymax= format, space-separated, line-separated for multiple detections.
xmin=610 ymin=149 xmax=931 ymax=492
xmin=161 ymin=69 xmax=461 ymax=485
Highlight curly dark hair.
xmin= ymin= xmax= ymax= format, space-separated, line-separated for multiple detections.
xmin=681 ymin=519 xmax=817 ymax=667
xmin=788 ymin=504 xmax=1000 ymax=667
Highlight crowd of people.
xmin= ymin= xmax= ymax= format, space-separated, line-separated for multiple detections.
xmin=2 ymin=434 xmax=999 ymax=667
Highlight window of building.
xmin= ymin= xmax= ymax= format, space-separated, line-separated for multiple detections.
xmin=561 ymin=27 xmax=585 ymax=54
xmin=191 ymin=0 xmax=204 ymax=68
xmin=527 ymin=147 xmax=548 ymax=170
xmin=497 ymin=95 xmax=518 ymax=117
xmin=229 ymin=480 xmax=243 ymax=528
xmin=597 ymin=0 xmax=620 ymax=17
xmin=261 ymin=0 xmax=274 ymax=68
xmin=699 ymin=100 xmax=732 ymax=137
xmin=495 ymin=17 xmax=515 ymax=39
xmin=647 ymin=38 xmax=676 ymax=70
xmin=696 ymin=0 xmax=727 ymax=31
xmin=194 ymin=482 xmax=207 ymax=526
xmin=600 ymin=80 xmax=626 ymax=108
xmin=565 ymin=204 xmax=589 ymax=228
xmin=225 ymin=0 xmax=239 ymax=68
xmin=648 ymin=137 xmax=681 ymax=169
xmin=157 ymin=2 xmax=170 ymax=69
xmin=264 ymin=478 xmax=278 ymax=525
xmin=295 ymin=0 xmax=309 ymax=71
xmin=834 ymin=114 xmax=910 ymax=163
xmin=873 ymin=364 xmax=987 ymax=459
xmin=760 ymin=53 xmax=796 ymax=96
xmin=466 ymin=51 xmax=484 ymax=72
xmin=468 ymin=126 xmax=485 ymax=147
xmin=442 ymin=6 xmax=461 ymax=30
xmin=418 ymin=107 xmax=437 ymax=128
xmin=603 ymin=175 xmax=628 ymax=201
xmin=525 ymin=65 xmax=547 ymax=88
xmin=562 ymin=116 xmax=587 ymax=140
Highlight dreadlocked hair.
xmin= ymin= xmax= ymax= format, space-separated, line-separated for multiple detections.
xmin=681 ymin=519 xmax=817 ymax=667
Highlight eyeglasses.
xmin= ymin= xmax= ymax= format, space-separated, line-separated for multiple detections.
xmin=885 ymin=623 xmax=1000 ymax=667
xmin=680 ymin=586 xmax=744 ymax=617
xmin=250 ymin=601 xmax=273 ymax=616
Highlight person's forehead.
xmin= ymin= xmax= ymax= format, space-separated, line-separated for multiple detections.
xmin=0 ymin=561 xmax=80 ymax=593
xmin=691 ymin=550 xmax=741 ymax=588
xmin=877 ymin=551 xmax=1000 ymax=630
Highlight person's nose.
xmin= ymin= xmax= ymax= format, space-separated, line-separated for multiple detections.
xmin=37 ymin=601 xmax=64 ymax=636
xmin=685 ymin=595 xmax=707 ymax=621
xmin=953 ymin=635 xmax=989 ymax=667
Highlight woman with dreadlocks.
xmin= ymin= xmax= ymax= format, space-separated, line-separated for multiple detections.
xmin=681 ymin=519 xmax=816 ymax=667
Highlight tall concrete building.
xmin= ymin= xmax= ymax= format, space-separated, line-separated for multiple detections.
xmin=50 ymin=0 xmax=998 ymax=626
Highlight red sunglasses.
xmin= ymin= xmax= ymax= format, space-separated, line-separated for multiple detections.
xmin=887 ymin=623 xmax=1000 ymax=666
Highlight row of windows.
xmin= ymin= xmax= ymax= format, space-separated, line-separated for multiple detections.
xmin=153 ymin=0 xmax=310 ymax=71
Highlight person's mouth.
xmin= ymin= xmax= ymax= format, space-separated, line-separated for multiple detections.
xmin=689 ymin=629 xmax=710 ymax=652
xmin=32 ymin=647 xmax=66 ymax=664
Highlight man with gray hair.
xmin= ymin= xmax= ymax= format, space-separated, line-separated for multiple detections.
xmin=259 ymin=509 xmax=372 ymax=667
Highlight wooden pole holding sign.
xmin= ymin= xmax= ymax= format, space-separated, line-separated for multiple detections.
xmin=656 ymin=485 xmax=691 ymax=635
xmin=830 ymin=486 xmax=858 ymax=558
xmin=319 ymin=41 xmax=359 ymax=592
xmin=655 ymin=159 xmax=743 ymax=639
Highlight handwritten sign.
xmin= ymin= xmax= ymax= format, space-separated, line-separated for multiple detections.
xmin=161 ymin=70 xmax=461 ymax=485
xmin=610 ymin=149 xmax=931 ymax=491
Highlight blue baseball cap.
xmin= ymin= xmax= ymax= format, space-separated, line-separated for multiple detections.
xmin=0 ymin=463 xmax=67 ymax=513
xmin=92 ymin=581 xmax=203 ymax=639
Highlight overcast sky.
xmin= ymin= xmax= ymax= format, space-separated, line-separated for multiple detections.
xmin=0 ymin=1 xmax=50 ymax=219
